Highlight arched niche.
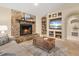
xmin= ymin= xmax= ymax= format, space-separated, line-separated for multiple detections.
xmin=65 ymin=13 xmax=79 ymax=40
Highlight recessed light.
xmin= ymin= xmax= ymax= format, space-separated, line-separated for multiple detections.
xmin=34 ymin=3 xmax=39 ymax=6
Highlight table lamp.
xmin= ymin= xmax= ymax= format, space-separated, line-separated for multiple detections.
xmin=0 ymin=25 xmax=8 ymax=34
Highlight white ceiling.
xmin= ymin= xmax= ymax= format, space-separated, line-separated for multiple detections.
xmin=0 ymin=3 xmax=64 ymax=16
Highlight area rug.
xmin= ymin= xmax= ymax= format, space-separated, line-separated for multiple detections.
xmin=0 ymin=52 xmax=16 ymax=56
xmin=23 ymin=43 xmax=68 ymax=56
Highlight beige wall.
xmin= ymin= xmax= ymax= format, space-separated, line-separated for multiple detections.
xmin=0 ymin=7 xmax=11 ymax=35
xmin=62 ymin=4 xmax=79 ymax=40
xmin=46 ymin=4 xmax=79 ymax=40
xmin=0 ymin=4 xmax=79 ymax=40
xmin=36 ymin=16 xmax=41 ymax=35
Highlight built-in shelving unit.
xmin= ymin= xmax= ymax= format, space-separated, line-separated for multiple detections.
xmin=41 ymin=17 xmax=47 ymax=35
xmin=48 ymin=12 xmax=62 ymax=39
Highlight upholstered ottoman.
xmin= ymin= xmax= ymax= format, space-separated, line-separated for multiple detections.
xmin=33 ymin=37 xmax=55 ymax=52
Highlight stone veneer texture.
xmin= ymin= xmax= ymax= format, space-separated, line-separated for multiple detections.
xmin=11 ymin=9 xmax=36 ymax=42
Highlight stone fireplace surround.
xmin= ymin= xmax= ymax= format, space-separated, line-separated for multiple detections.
xmin=11 ymin=9 xmax=36 ymax=43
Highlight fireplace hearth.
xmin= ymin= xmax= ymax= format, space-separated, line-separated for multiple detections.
xmin=20 ymin=24 xmax=32 ymax=36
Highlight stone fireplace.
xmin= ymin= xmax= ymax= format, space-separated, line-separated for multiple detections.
xmin=11 ymin=9 xmax=36 ymax=43
xmin=20 ymin=24 xmax=32 ymax=36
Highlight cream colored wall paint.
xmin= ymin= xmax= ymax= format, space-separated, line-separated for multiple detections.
xmin=0 ymin=7 xmax=11 ymax=35
xmin=62 ymin=6 xmax=79 ymax=40
xmin=0 ymin=4 xmax=79 ymax=40
xmin=0 ymin=6 xmax=40 ymax=36
xmin=46 ymin=4 xmax=79 ymax=40
xmin=66 ymin=16 xmax=79 ymax=40
xmin=36 ymin=16 xmax=41 ymax=35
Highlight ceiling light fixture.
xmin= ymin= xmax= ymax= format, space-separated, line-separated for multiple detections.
xmin=34 ymin=3 xmax=39 ymax=6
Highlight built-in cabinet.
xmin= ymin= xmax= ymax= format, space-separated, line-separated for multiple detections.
xmin=41 ymin=17 xmax=47 ymax=35
xmin=48 ymin=12 xmax=62 ymax=39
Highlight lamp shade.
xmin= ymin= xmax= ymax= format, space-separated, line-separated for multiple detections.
xmin=0 ymin=25 xmax=8 ymax=31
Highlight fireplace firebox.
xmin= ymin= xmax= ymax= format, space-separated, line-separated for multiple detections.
xmin=20 ymin=24 xmax=32 ymax=36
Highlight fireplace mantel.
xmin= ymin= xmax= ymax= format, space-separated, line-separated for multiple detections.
xmin=11 ymin=10 xmax=36 ymax=40
xmin=16 ymin=18 xmax=35 ymax=24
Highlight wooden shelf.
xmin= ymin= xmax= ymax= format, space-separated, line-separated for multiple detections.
xmin=16 ymin=19 xmax=35 ymax=23
xmin=48 ymin=12 xmax=62 ymax=19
